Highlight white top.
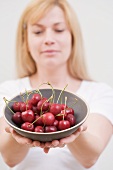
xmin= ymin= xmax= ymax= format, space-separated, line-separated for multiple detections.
xmin=0 ymin=77 xmax=113 ymax=170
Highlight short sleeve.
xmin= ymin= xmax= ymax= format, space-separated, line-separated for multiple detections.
xmin=0 ymin=81 xmax=12 ymax=117
xmin=89 ymin=83 xmax=113 ymax=124
xmin=0 ymin=77 xmax=32 ymax=118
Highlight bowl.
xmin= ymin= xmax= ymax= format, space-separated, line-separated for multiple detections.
xmin=4 ymin=89 xmax=89 ymax=142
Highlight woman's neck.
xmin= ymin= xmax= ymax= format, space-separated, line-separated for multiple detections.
xmin=29 ymin=67 xmax=82 ymax=93
xmin=30 ymin=67 xmax=70 ymax=87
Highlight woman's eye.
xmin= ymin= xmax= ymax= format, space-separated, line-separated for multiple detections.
xmin=34 ymin=31 xmax=43 ymax=34
xmin=55 ymin=29 xmax=64 ymax=33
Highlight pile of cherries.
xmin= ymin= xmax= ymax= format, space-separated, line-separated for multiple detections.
xmin=5 ymin=88 xmax=76 ymax=133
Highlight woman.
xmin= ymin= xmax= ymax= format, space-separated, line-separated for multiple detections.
xmin=0 ymin=0 xmax=113 ymax=169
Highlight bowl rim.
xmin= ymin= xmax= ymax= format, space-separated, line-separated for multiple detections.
xmin=3 ymin=89 xmax=90 ymax=135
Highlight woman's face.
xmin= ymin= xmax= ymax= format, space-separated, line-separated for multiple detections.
xmin=27 ymin=6 xmax=72 ymax=69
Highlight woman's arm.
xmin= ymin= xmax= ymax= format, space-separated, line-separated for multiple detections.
xmin=40 ymin=113 xmax=112 ymax=168
xmin=0 ymin=117 xmax=32 ymax=167
xmin=66 ymin=113 xmax=113 ymax=168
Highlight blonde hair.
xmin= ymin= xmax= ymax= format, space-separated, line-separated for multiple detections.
xmin=16 ymin=0 xmax=90 ymax=80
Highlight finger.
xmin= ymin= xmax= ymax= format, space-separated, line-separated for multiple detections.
xmin=5 ymin=126 xmax=12 ymax=133
xmin=33 ymin=141 xmax=40 ymax=147
xmin=44 ymin=142 xmax=52 ymax=148
xmin=81 ymin=124 xmax=87 ymax=131
xmin=58 ymin=143 xmax=66 ymax=148
xmin=51 ymin=140 xmax=59 ymax=147
xmin=11 ymin=129 xmax=32 ymax=145
xmin=43 ymin=147 xmax=50 ymax=153
xmin=40 ymin=143 xmax=45 ymax=148
xmin=60 ymin=129 xmax=81 ymax=144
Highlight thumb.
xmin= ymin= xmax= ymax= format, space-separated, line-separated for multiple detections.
xmin=43 ymin=147 xmax=50 ymax=154
xmin=5 ymin=126 xmax=12 ymax=133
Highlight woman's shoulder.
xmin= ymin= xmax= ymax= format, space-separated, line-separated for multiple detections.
xmin=0 ymin=77 xmax=30 ymax=88
xmin=0 ymin=77 xmax=31 ymax=98
xmin=82 ymin=80 xmax=113 ymax=92
xmin=78 ymin=80 xmax=113 ymax=100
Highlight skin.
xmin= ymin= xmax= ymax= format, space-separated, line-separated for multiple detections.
xmin=0 ymin=6 xmax=113 ymax=168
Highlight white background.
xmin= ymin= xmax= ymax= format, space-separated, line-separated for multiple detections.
xmin=0 ymin=0 xmax=113 ymax=169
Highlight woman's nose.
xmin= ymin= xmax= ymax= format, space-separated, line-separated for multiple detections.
xmin=44 ymin=30 xmax=55 ymax=45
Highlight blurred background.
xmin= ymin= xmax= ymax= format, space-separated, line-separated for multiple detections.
xmin=0 ymin=0 xmax=113 ymax=169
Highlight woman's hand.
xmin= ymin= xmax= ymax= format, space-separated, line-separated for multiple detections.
xmin=5 ymin=126 xmax=33 ymax=146
xmin=5 ymin=124 xmax=87 ymax=153
xmin=33 ymin=124 xmax=87 ymax=153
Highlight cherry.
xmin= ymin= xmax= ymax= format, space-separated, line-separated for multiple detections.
xmin=66 ymin=114 xmax=76 ymax=126
xmin=32 ymin=106 xmax=40 ymax=114
xmin=37 ymin=99 xmax=49 ymax=111
xmin=12 ymin=102 xmax=21 ymax=112
xmin=50 ymin=103 xmax=62 ymax=116
xmin=21 ymin=110 xmax=35 ymax=123
xmin=58 ymin=120 xmax=70 ymax=130
xmin=34 ymin=126 xmax=44 ymax=133
xmin=20 ymin=102 xmax=32 ymax=112
xmin=34 ymin=115 xmax=44 ymax=126
xmin=31 ymin=93 xmax=41 ymax=106
xmin=56 ymin=110 xmax=67 ymax=121
xmin=12 ymin=112 xmax=23 ymax=125
xmin=42 ymin=112 xmax=55 ymax=126
xmin=45 ymin=126 xmax=57 ymax=132
xmin=27 ymin=99 xmax=33 ymax=105
xmin=21 ymin=122 xmax=34 ymax=131
xmin=53 ymin=119 xmax=59 ymax=127
xmin=61 ymin=104 xmax=68 ymax=110
xmin=65 ymin=108 xmax=74 ymax=115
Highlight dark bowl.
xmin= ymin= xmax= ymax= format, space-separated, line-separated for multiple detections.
xmin=4 ymin=89 xmax=89 ymax=142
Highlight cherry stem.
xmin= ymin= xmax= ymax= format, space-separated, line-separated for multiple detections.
xmin=34 ymin=89 xmax=42 ymax=98
xmin=3 ymin=97 xmax=15 ymax=114
xmin=40 ymin=95 xmax=53 ymax=115
xmin=69 ymin=98 xmax=78 ymax=108
xmin=56 ymin=84 xmax=68 ymax=104
xmin=64 ymin=96 xmax=67 ymax=108
xmin=47 ymin=82 xmax=55 ymax=103
xmin=35 ymin=82 xmax=51 ymax=98
xmin=25 ymin=89 xmax=29 ymax=103
xmin=25 ymin=89 xmax=31 ymax=110
xmin=3 ymin=98 xmax=18 ymax=103
xmin=31 ymin=115 xmax=43 ymax=125
xmin=20 ymin=92 xmax=26 ymax=103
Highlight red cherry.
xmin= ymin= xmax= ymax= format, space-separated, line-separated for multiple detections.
xmin=12 ymin=112 xmax=23 ymax=125
xmin=21 ymin=110 xmax=35 ymax=123
xmin=27 ymin=99 xmax=33 ymax=105
xmin=45 ymin=126 xmax=57 ymax=132
xmin=42 ymin=112 xmax=55 ymax=126
xmin=50 ymin=103 xmax=62 ymax=116
xmin=32 ymin=106 xmax=40 ymax=114
xmin=20 ymin=102 xmax=32 ymax=112
xmin=65 ymin=108 xmax=74 ymax=115
xmin=53 ymin=119 xmax=59 ymax=127
xmin=60 ymin=104 xmax=68 ymax=110
xmin=21 ymin=122 xmax=34 ymax=131
xmin=58 ymin=120 xmax=70 ymax=130
xmin=37 ymin=99 xmax=49 ymax=111
xmin=34 ymin=126 xmax=44 ymax=133
xmin=34 ymin=115 xmax=44 ymax=126
xmin=66 ymin=114 xmax=76 ymax=126
xmin=12 ymin=102 xmax=21 ymax=112
xmin=31 ymin=93 xmax=41 ymax=106
xmin=56 ymin=110 xmax=67 ymax=121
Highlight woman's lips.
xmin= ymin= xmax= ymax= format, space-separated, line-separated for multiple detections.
xmin=41 ymin=50 xmax=60 ymax=55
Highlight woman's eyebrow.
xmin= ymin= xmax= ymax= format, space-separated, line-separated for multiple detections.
xmin=32 ymin=23 xmax=44 ymax=27
xmin=32 ymin=22 xmax=65 ymax=27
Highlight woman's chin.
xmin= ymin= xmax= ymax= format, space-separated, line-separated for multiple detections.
xmin=41 ymin=60 xmax=60 ymax=68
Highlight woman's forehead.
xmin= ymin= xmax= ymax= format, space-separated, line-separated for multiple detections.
xmin=30 ymin=6 xmax=67 ymax=27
